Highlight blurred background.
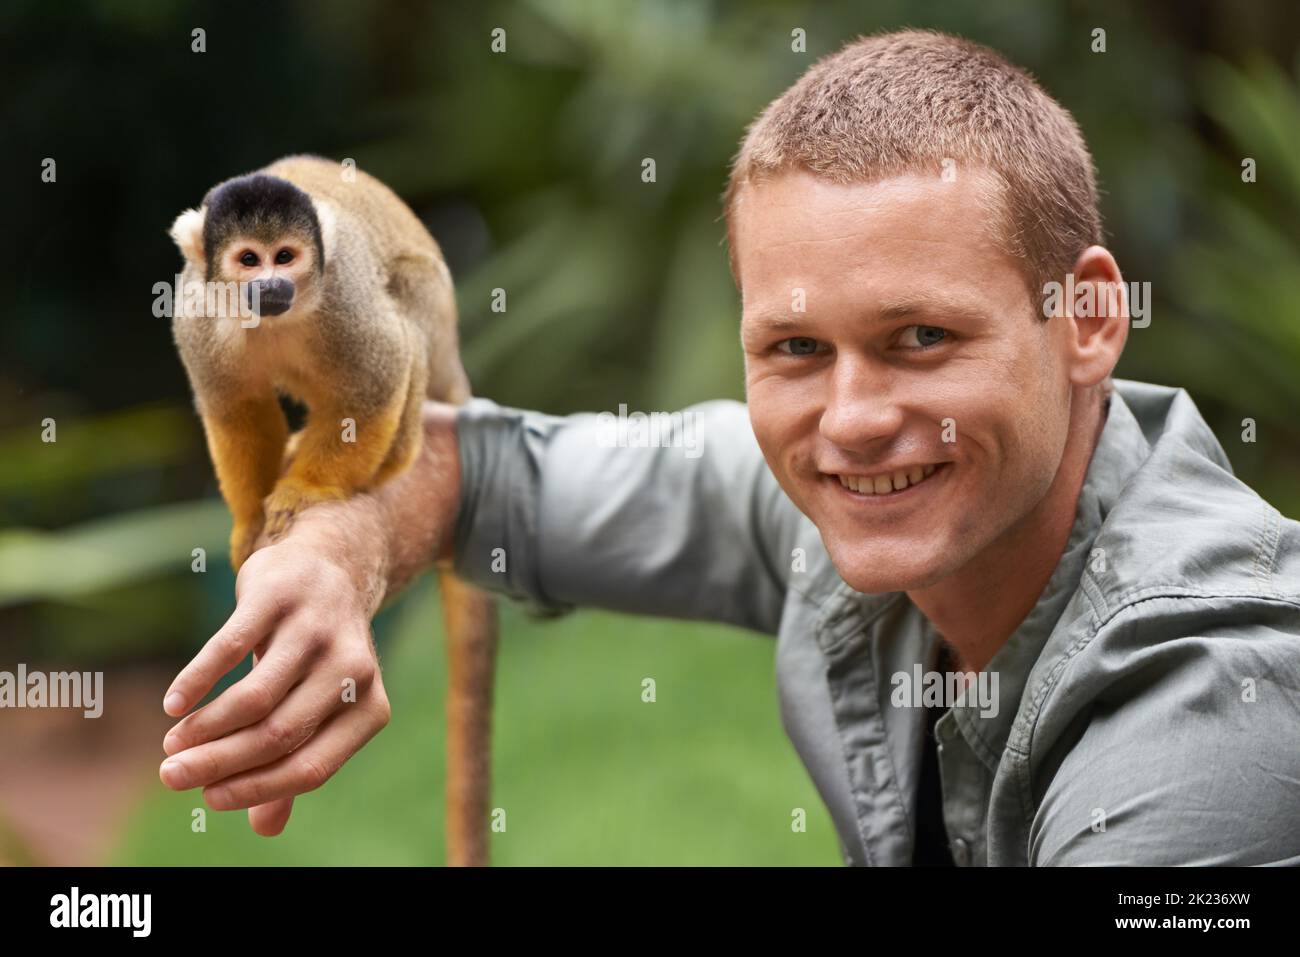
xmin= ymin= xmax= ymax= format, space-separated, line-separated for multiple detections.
xmin=1 ymin=0 xmax=1298 ymax=865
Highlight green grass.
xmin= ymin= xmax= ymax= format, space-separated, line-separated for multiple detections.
xmin=110 ymin=578 xmax=841 ymax=866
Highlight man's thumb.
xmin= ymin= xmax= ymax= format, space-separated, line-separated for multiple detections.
xmin=249 ymin=798 xmax=294 ymax=837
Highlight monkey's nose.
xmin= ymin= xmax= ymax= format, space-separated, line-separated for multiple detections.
xmin=247 ymin=277 xmax=295 ymax=317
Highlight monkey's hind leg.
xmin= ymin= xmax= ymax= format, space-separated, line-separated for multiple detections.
xmin=371 ymin=358 xmax=429 ymax=489
xmin=438 ymin=567 xmax=498 ymax=866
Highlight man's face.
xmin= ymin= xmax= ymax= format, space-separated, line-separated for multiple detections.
xmin=735 ymin=168 xmax=1074 ymax=593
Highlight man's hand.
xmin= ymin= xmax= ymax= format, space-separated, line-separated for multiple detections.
xmin=158 ymin=520 xmax=391 ymax=834
xmin=159 ymin=401 xmax=462 ymax=836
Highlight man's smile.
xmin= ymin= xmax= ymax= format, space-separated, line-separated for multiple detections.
xmin=819 ymin=461 xmax=953 ymax=504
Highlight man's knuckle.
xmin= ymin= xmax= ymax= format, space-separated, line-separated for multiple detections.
xmin=314 ymin=553 xmax=355 ymax=588
xmin=338 ymin=651 xmax=375 ymax=684
xmin=179 ymin=714 xmax=210 ymax=743
xmin=265 ymin=580 xmax=300 ymax=619
xmin=296 ymin=755 xmax=331 ymax=792
xmin=233 ymin=551 xmax=267 ymax=596
xmin=238 ymin=779 xmax=267 ymax=807
xmin=261 ymin=718 xmax=301 ymax=753
xmin=240 ymin=680 xmax=277 ymax=718
xmin=188 ymin=748 xmax=221 ymax=783
xmin=302 ymin=624 xmax=337 ymax=652
xmin=214 ymin=628 xmax=249 ymax=662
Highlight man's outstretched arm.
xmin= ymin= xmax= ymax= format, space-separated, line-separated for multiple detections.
xmin=159 ymin=396 xmax=800 ymax=831
xmin=449 ymin=396 xmax=797 ymax=631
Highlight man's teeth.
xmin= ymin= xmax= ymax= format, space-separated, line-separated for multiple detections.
xmin=838 ymin=464 xmax=938 ymax=495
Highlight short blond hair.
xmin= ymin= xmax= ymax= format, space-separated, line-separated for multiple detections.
xmin=723 ymin=29 xmax=1103 ymax=298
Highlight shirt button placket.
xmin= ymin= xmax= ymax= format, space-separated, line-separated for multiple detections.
xmin=936 ymin=715 xmax=978 ymax=866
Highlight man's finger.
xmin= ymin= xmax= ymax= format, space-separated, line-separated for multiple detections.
xmin=162 ymin=629 xmax=318 ymax=753
xmin=163 ymin=593 xmax=284 ymax=717
xmin=201 ymin=696 xmax=390 ymax=811
xmin=160 ymin=670 xmax=345 ymax=787
xmin=248 ymin=798 xmax=294 ymax=837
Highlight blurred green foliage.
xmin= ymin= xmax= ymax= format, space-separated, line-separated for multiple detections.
xmin=1 ymin=0 xmax=1298 ymax=864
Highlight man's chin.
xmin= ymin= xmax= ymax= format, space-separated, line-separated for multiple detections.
xmin=823 ymin=540 xmax=961 ymax=594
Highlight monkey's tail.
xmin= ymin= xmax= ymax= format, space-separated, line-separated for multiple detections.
xmin=436 ymin=568 xmax=498 ymax=867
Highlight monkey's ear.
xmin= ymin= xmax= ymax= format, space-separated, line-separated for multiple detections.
xmin=169 ymin=207 xmax=206 ymax=265
xmin=313 ymin=199 xmax=338 ymax=268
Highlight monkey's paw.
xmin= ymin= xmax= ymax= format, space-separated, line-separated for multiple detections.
xmin=263 ymin=481 xmax=347 ymax=540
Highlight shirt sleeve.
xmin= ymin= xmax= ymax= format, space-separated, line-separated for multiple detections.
xmin=450 ymin=397 xmax=800 ymax=635
xmin=1028 ymin=605 xmax=1300 ymax=865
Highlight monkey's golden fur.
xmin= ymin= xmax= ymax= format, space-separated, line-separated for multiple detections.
xmin=170 ymin=155 xmax=496 ymax=866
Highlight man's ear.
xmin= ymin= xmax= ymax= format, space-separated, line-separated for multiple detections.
xmin=169 ymin=207 xmax=206 ymax=266
xmin=1063 ymin=245 xmax=1129 ymax=388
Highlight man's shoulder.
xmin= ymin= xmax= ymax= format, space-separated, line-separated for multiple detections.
xmin=1043 ymin=417 xmax=1300 ymax=723
xmin=1021 ymin=397 xmax=1300 ymax=863
xmin=1026 ymin=589 xmax=1300 ymax=863
xmin=1084 ymin=389 xmax=1300 ymax=621
xmin=1027 ymin=517 xmax=1300 ymax=863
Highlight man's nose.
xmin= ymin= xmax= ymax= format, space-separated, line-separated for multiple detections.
xmin=818 ymin=355 xmax=905 ymax=451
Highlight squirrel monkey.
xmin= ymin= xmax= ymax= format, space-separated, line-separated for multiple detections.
xmin=168 ymin=155 xmax=496 ymax=866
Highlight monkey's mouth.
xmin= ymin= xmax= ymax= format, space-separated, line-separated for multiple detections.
xmin=253 ymin=296 xmax=293 ymax=317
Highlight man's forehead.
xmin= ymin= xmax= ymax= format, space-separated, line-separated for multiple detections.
xmin=733 ymin=166 xmax=1018 ymax=305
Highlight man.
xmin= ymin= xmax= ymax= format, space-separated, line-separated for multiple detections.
xmin=158 ymin=30 xmax=1300 ymax=865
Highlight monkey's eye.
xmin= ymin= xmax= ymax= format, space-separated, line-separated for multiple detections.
xmin=239 ymin=251 xmax=259 ymax=267
xmin=275 ymin=249 xmax=294 ymax=265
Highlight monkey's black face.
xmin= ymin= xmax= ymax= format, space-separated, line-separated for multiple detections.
xmin=246 ymin=277 xmax=295 ymax=317
xmin=201 ymin=174 xmax=326 ymax=321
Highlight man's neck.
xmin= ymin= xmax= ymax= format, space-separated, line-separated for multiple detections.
xmin=908 ymin=391 xmax=1107 ymax=674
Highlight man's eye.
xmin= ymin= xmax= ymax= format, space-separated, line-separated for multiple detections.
xmin=275 ymin=249 xmax=294 ymax=265
xmin=898 ymin=325 xmax=949 ymax=348
xmin=778 ymin=337 xmax=821 ymax=356
xmin=239 ymin=251 xmax=259 ymax=267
